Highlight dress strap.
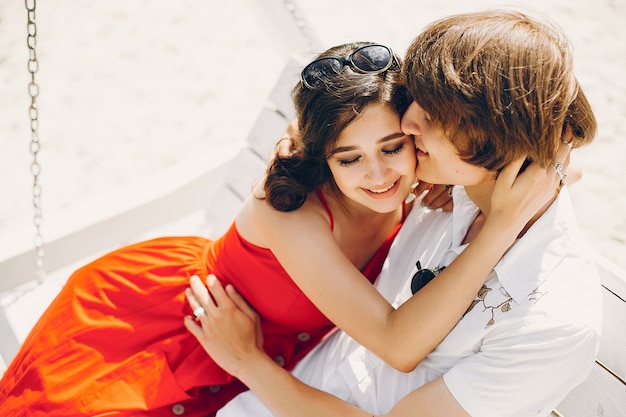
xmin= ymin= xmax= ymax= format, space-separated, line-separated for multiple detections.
xmin=315 ymin=189 xmax=335 ymax=231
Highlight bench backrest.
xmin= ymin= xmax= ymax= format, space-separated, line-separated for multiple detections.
xmin=204 ymin=57 xmax=300 ymax=238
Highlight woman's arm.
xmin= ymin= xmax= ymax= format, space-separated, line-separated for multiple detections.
xmin=249 ymin=139 xmax=568 ymax=372
xmin=185 ymin=275 xmax=469 ymax=417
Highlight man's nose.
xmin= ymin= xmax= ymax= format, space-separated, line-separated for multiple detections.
xmin=401 ymin=102 xmax=420 ymax=136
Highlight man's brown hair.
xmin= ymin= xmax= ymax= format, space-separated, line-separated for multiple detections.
xmin=404 ymin=10 xmax=597 ymax=171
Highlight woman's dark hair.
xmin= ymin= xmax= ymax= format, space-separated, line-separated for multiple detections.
xmin=264 ymin=42 xmax=411 ymax=211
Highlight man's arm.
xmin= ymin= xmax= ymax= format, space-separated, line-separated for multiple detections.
xmin=232 ymin=349 xmax=469 ymax=417
xmin=184 ymin=275 xmax=469 ymax=417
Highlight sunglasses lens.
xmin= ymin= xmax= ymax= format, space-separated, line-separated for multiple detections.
xmin=351 ymin=45 xmax=392 ymax=72
xmin=302 ymin=58 xmax=343 ymax=88
xmin=301 ymin=45 xmax=394 ymax=89
xmin=411 ymin=269 xmax=436 ymax=295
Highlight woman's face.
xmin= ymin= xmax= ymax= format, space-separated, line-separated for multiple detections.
xmin=326 ymin=102 xmax=416 ymax=214
xmin=400 ymin=101 xmax=490 ymax=186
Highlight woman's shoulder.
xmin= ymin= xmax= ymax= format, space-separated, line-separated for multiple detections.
xmin=236 ymin=193 xmax=332 ymax=246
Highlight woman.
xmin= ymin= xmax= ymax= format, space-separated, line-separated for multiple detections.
xmin=0 ymin=41 xmax=565 ymax=417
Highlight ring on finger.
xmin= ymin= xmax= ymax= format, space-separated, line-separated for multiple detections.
xmin=192 ymin=306 xmax=206 ymax=320
xmin=552 ymin=162 xmax=568 ymax=182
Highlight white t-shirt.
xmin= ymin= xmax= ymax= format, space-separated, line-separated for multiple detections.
xmin=219 ymin=187 xmax=602 ymax=417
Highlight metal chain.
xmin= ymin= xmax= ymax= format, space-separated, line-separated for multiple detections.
xmin=26 ymin=0 xmax=45 ymax=280
xmin=18 ymin=1 xmax=309 ymax=281
xmin=282 ymin=0 xmax=318 ymax=51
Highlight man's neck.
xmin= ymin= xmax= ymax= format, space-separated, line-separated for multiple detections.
xmin=464 ymin=181 xmax=558 ymax=243
xmin=464 ymin=181 xmax=494 ymax=216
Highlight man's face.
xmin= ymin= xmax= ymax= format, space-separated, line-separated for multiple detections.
xmin=400 ymin=101 xmax=490 ymax=186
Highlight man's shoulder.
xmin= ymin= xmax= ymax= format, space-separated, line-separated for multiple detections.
xmin=466 ymin=259 xmax=603 ymax=352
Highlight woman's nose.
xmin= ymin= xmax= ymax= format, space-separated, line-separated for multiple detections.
xmin=366 ymin=157 xmax=389 ymax=182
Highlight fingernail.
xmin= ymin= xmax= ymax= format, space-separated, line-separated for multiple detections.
xmin=207 ymin=274 xmax=216 ymax=285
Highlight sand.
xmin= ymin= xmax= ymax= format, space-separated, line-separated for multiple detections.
xmin=1 ymin=0 xmax=625 ymax=274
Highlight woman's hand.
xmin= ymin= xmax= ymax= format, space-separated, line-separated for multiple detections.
xmin=488 ymin=136 xmax=573 ymax=235
xmin=184 ymin=275 xmax=264 ymax=378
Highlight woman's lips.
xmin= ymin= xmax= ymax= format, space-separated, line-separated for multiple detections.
xmin=363 ymin=179 xmax=401 ymax=199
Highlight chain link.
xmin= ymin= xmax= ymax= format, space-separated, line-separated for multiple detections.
xmin=26 ymin=0 xmax=45 ymax=280
xmin=18 ymin=0 xmax=310 ymax=281
xmin=282 ymin=0 xmax=318 ymax=51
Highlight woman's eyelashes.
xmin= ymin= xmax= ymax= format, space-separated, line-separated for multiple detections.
xmin=337 ymin=156 xmax=360 ymax=167
xmin=383 ymin=142 xmax=406 ymax=155
xmin=335 ymin=142 xmax=407 ymax=167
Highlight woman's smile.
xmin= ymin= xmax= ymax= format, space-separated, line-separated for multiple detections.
xmin=362 ymin=178 xmax=401 ymax=199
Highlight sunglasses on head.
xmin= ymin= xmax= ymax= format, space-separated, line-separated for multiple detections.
xmin=300 ymin=44 xmax=395 ymax=89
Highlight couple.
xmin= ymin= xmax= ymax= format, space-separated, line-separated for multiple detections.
xmin=0 ymin=9 xmax=601 ymax=417
xmin=189 ymin=9 xmax=601 ymax=417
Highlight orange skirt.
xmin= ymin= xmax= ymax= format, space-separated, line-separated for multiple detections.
xmin=0 ymin=236 xmax=245 ymax=417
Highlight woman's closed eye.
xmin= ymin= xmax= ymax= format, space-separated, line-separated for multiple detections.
xmin=383 ymin=142 xmax=406 ymax=156
xmin=338 ymin=156 xmax=361 ymax=167
xmin=336 ymin=142 xmax=407 ymax=167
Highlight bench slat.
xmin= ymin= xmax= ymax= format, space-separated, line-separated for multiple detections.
xmin=553 ymin=361 xmax=626 ymax=416
xmin=596 ymin=281 xmax=626 ymax=381
xmin=202 ymin=58 xmax=299 ymax=239
xmin=553 ymin=257 xmax=626 ymax=415
xmin=266 ymin=56 xmax=304 ymax=120
xmin=246 ymin=106 xmax=290 ymax=162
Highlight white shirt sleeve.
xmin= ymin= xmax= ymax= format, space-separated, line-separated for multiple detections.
xmin=443 ymin=316 xmax=600 ymax=417
xmin=217 ymin=389 xmax=273 ymax=417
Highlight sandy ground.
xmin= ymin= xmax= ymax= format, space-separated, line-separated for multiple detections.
xmin=1 ymin=0 xmax=625 ymax=277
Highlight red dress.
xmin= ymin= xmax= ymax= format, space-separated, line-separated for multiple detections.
xmin=0 ymin=192 xmax=402 ymax=417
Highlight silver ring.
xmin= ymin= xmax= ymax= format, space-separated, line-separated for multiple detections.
xmin=192 ymin=306 xmax=206 ymax=320
xmin=552 ymin=162 xmax=567 ymax=182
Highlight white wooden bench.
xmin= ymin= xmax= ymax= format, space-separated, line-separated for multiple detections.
xmin=551 ymin=255 xmax=626 ymax=416
xmin=1 ymin=56 xmax=624 ymax=416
